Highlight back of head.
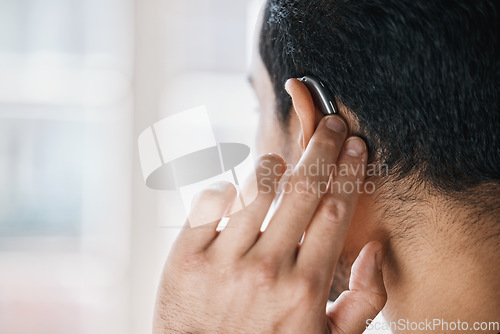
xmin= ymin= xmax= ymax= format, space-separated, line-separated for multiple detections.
xmin=259 ymin=0 xmax=500 ymax=203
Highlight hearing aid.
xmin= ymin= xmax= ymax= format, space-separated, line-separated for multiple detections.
xmin=298 ymin=76 xmax=338 ymax=115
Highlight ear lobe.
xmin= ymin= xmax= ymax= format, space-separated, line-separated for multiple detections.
xmin=285 ymin=78 xmax=324 ymax=149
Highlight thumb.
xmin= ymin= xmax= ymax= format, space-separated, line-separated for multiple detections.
xmin=326 ymin=241 xmax=387 ymax=334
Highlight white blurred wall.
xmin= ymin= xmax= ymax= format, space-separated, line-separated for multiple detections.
xmin=132 ymin=0 xmax=260 ymax=333
xmin=0 ymin=0 xmax=260 ymax=333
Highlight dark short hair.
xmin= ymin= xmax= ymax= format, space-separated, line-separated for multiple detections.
xmin=259 ymin=0 xmax=499 ymax=194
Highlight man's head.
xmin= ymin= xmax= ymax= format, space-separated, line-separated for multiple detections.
xmin=249 ymin=0 xmax=499 ymax=297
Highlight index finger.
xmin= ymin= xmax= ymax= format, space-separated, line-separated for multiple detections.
xmin=256 ymin=115 xmax=348 ymax=260
xmin=296 ymin=136 xmax=367 ymax=279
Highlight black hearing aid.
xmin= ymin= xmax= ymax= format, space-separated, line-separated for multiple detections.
xmin=298 ymin=76 xmax=338 ymax=115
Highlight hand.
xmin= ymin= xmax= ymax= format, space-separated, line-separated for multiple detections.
xmin=153 ymin=115 xmax=386 ymax=333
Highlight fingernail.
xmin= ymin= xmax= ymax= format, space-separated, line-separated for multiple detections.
xmin=297 ymin=132 xmax=304 ymax=150
xmin=284 ymin=79 xmax=292 ymax=95
xmin=375 ymin=249 xmax=383 ymax=271
xmin=325 ymin=116 xmax=346 ymax=133
xmin=344 ymin=137 xmax=366 ymax=156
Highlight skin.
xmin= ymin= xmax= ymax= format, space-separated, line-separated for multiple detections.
xmin=245 ymin=8 xmax=500 ymax=333
xmin=153 ymin=5 xmax=500 ymax=333
xmin=154 ymin=115 xmax=387 ymax=333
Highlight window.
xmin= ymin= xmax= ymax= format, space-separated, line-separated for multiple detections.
xmin=0 ymin=0 xmax=133 ymax=333
xmin=0 ymin=0 xmax=260 ymax=333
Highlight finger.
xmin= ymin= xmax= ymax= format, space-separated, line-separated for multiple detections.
xmin=214 ymin=153 xmax=286 ymax=256
xmin=297 ymin=136 xmax=367 ymax=279
xmin=256 ymin=115 xmax=348 ymax=259
xmin=326 ymin=241 xmax=387 ymax=334
xmin=176 ymin=181 xmax=237 ymax=253
xmin=285 ymin=78 xmax=316 ymax=149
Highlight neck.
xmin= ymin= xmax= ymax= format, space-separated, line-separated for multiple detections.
xmin=381 ymin=219 xmax=500 ymax=334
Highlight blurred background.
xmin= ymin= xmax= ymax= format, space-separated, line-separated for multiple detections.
xmin=0 ymin=0 xmax=261 ymax=333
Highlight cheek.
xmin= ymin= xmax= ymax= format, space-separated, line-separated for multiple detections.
xmin=255 ymin=109 xmax=286 ymax=156
xmin=255 ymin=108 xmax=303 ymax=165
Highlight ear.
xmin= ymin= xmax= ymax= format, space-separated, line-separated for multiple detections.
xmin=285 ymin=78 xmax=325 ymax=150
